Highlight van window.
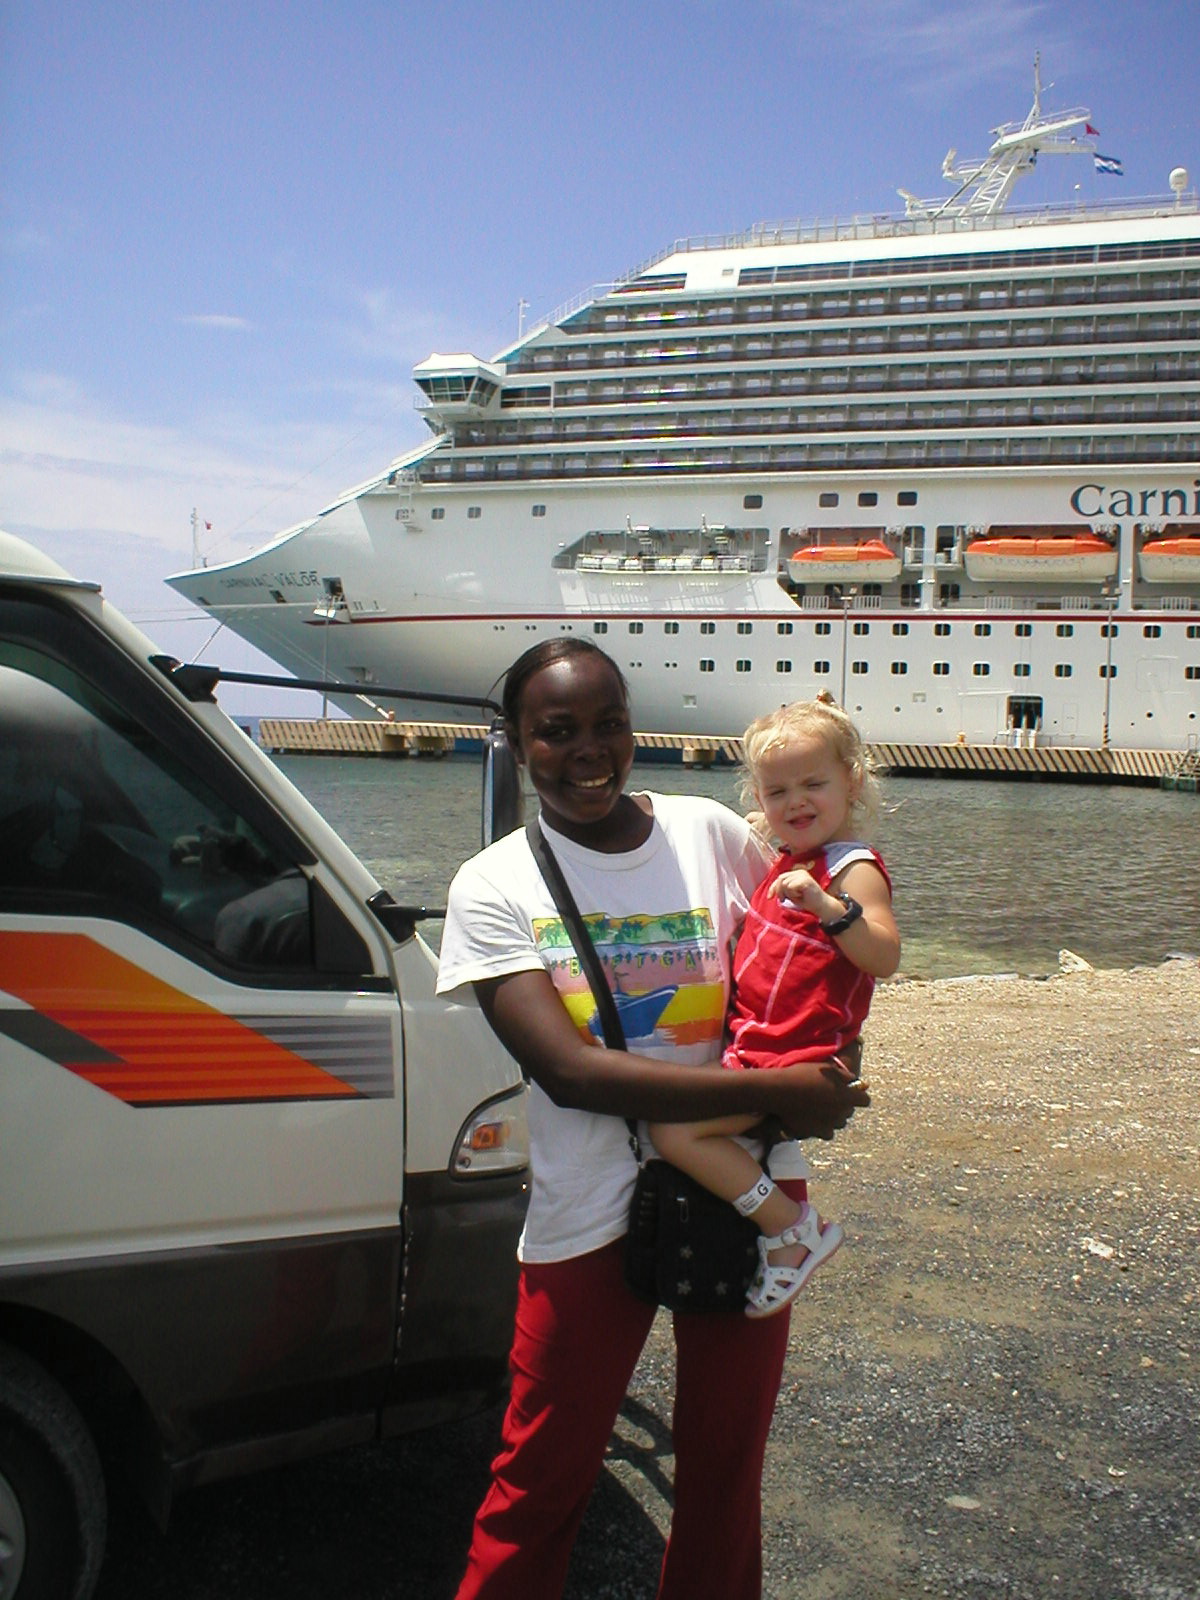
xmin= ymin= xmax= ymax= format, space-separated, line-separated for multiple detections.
xmin=0 ymin=597 xmax=369 ymax=982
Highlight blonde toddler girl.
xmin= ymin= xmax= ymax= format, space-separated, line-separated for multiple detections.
xmin=650 ymin=696 xmax=900 ymax=1318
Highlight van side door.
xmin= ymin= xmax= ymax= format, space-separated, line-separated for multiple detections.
xmin=0 ymin=588 xmax=407 ymax=1478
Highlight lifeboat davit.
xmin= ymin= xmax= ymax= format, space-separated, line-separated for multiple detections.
xmin=963 ymin=528 xmax=1117 ymax=583
xmin=1138 ymin=527 xmax=1200 ymax=582
xmin=787 ymin=539 xmax=901 ymax=585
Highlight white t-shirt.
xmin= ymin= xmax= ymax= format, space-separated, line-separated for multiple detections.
xmin=436 ymin=792 xmax=772 ymax=1262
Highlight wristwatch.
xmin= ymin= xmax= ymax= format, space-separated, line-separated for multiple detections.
xmin=820 ymin=892 xmax=863 ymax=936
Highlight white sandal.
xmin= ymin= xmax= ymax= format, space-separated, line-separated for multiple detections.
xmin=744 ymin=1204 xmax=844 ymax=1319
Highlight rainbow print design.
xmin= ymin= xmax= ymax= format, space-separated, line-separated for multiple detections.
xmin=532 ymin=907 xmax=726 ymax=1048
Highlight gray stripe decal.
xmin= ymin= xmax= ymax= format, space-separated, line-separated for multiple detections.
xmin=0 ymin=1008 xmax=122 ymax=1065
xmin=236 ymin=1014 xmax=396 ymax=1098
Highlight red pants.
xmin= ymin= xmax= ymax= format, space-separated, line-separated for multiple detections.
xmin=455 ymin=1183 xmax=803 ymax=1600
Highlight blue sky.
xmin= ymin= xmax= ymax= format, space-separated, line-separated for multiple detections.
xmin=3 ymin=0 xmax=1198 ymax=712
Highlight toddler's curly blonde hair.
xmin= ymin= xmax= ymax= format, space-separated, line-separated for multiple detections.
xmin=737 ymin=693 xmax=882 ymax=839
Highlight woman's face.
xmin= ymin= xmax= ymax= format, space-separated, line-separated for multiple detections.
xmin=510 ymin=652 xmax=635 ymax=842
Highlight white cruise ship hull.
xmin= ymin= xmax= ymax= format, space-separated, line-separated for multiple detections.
xmin=168 ymin=464 xmax=1200 ymax=753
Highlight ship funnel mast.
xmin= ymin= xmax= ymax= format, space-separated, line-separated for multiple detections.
xmin=901 ymin=53 xmax=1098 ymax=219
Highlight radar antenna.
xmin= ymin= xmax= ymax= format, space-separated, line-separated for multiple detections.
xmin=899 ymin=53 xmax=1098 ymax=219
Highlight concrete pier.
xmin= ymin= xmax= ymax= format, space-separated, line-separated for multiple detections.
xmin=259 ymin=718 xmax=458 ymax=758
xmin=256 ymin=716 xmax=1194 ymax=787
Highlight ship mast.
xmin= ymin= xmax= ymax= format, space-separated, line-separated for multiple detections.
xmin=190 ymin=507 xmax=207 ymax=569
xmin=900 ymin=54 xmax=1098 ymax=219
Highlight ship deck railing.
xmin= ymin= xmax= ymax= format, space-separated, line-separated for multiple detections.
xmin=540 ymin=189 xmax=1198 ymax=333
xmin=623 ymin=192 xmax=1200 ymax=276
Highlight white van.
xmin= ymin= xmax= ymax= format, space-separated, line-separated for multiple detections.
xmin=0 ymin=532 xmax=529 ymax=1600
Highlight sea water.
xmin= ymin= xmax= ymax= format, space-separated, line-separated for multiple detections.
xmin=275 ymin=754 xmax=1200 ymax=979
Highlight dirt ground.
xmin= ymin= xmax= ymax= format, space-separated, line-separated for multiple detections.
xmin=98 ymin=959 xmax=1199 ymax=1600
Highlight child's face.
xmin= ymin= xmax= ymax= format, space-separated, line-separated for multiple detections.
xmin=754 ymin=734 xmax=857 ymax=854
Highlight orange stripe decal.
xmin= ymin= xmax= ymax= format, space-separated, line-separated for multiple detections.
xmin=0 ymin=931 xmax=359 ymax=1105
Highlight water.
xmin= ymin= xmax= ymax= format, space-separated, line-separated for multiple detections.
xmin=275 ymin=755 xmax=1200 ymax=978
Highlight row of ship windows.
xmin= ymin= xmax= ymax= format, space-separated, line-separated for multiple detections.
xmin=473 ymin=396 xmax=1200 ymax=447
xmin=732 ymin=238 xmax=1200 ymax=286
xmin=544 ymin=340 xmax=1200 ymax=380
xmin=603 ymin=279 xmax=1198 ymax=327
xmin=422 ymin=489 xmax=910 ymax=519
xmin=637 ymin=659 xmax=1200 ymax=678
xmin=543 ymin=353 xmax=1200 ymax=402
xmin=424 ymin=432 xmax=1200 ymax=479
xmin=546 ymin=278 xmax=1200 ymax=345
xmin=592 ymin=621 xmax=1189 ymax=640
xmin=620 ymin=659 xmax=1200 ymax=679
xmin=608 ymin=242 xmax=1200 ymax=300
xmin=504 ymin=315 xmax=1199 ymax=388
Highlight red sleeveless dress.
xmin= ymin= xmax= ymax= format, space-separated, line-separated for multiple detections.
xmin=722 ymin=841 xmax=890 ymax=1071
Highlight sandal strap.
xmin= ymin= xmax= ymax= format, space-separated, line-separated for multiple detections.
xmin=759 ymin=1202 xmax=822 ymax=1255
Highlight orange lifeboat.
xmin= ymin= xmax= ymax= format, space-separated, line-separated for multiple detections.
xmin=963 ymin=527 xmax=1117 ymax=583
xmin=787 ymin=538 xmax=901 ymax=585
xmin=1138 ymin=525 xmax=1200 ymax=583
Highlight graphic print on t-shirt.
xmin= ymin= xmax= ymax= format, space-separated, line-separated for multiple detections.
xmin=531 ymin=907 xmax=726 ymax=1049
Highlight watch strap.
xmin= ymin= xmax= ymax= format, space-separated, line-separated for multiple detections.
xmin=820 ymin=892 xmax=863 ymax=937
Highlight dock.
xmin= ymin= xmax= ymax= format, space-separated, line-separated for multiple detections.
xmin=256 ymin=717 xmax=1197 ymax=788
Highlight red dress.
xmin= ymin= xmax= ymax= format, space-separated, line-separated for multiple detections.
xmin=723 ymin=841 xmax=891 ymax=1071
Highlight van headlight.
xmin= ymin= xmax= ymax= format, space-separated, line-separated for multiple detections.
xmin=451 ymin=1085 xmax=530 ymax=1177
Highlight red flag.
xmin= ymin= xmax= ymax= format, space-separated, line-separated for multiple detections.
xmin=1086 ymin=123 xmax=1099 ymax=136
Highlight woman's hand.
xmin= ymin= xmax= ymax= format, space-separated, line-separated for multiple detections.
xmin=766 ymin=1054 xmax=870 ymax=1142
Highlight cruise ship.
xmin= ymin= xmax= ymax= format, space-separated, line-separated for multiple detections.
xmin=168 ymin=65 xmax=1200 ymax=756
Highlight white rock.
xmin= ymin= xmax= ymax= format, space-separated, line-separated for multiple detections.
xmin=1058 ymin=949 xmax=1094 ymax=973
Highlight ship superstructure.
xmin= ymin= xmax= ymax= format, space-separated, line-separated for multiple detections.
xmin=169 ymin=66 xmax=1200 ymax=755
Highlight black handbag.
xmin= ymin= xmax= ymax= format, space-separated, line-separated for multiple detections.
xmin=624 ymin=1156 xmax=761 ymax=1312
xmin=525 ymin=818 xmax=761 ymax=1313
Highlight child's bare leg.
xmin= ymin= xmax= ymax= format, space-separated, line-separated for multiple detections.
xmin=649 ymin=1116 xmax=812 ymax=1270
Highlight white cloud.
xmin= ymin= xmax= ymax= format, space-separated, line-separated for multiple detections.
xmin=2 ymin=223 xmax=57 ymax=256
xmin=781 ymin=0 xmax=1080 ymax=97
xmin=178 ymin=313 xmax=253 ymax=331
xmin=11 ymin=369 xmax=86 ymax=407
xmin=330 ymin=285 xmax=449 ymax=365
xmin=0 ymin=388 xmax=386 ymax=604
xmin=0 ymin=392 xmax=371 ymax=715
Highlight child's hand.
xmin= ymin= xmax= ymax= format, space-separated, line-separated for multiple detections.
xmin=768 ymin=868 xmax=830 ymax=917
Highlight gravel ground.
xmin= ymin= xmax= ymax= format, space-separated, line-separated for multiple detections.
xmin=97 ymin=958 xmax=1199 ymax=1600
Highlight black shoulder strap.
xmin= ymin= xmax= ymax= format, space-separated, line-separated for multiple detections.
xmin=525 ymin=816 xmax=626 ymax=1052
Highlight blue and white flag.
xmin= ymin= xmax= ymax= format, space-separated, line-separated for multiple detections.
xmin=1094 ymin=154 xmax=1124 ymax=176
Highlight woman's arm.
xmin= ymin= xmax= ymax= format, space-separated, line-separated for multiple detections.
xmin=476 ymin=968 xmax=868 ymax=1137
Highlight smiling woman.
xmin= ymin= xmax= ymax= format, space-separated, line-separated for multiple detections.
xmin=434 ymin=637 xmax=868 ymax=1600
xmin=501 ymin=639 xmax=648 ymax=849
